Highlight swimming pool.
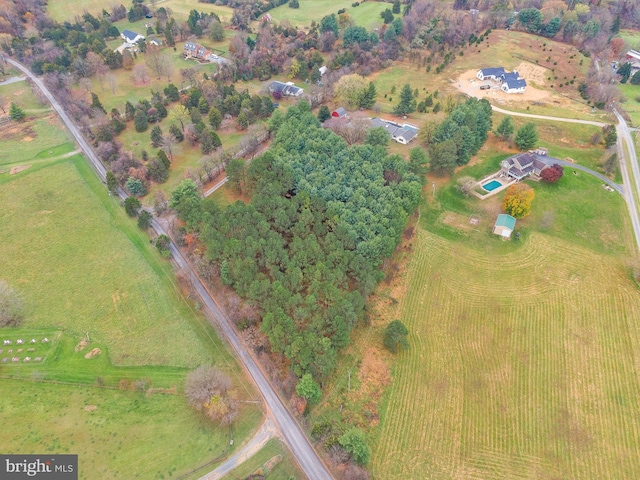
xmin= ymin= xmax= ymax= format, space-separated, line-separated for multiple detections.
xmin=482 ymin=180 xmax=502 ymax=192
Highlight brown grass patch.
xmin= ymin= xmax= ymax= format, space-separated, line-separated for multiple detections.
xmin=10 ymin=165 xmax=30 ymax=175
xmin=348 ymin=348 xmax=391 ymax=427
xmin=84 ymin=348 xmax=102 ymax=359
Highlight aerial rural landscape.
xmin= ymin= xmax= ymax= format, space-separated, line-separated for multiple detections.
xmin=1 ymin=0 xmax=640 ymax=479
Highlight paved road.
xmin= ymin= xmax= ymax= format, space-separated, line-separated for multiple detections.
xmin=9 ymin=57 xmax=332 ymax=480
xmin=5 ymin=58 xmax=108 ymax=182
xmin=0 ymin=75 xmax=25 ymax=85
xmin=537 ymin=155 xmax=623 ymax=194
xmin=490 ymin=104 xmax=608 ymax=128
xmin=614 ymin=109 xmax=640 ymax=254
xmin=203 ymin=176 xmax=228 ymax=197
xmin=199 ymin=418 xmax=277 ymax=480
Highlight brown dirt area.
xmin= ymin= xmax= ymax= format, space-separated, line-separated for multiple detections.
xmin=347 ymin=348 xmax=391 ymax=427
xmin=74 ymin=339 xmax=89 ymax=352
xmin=84 ymin=405 xmax=97 ymax=412
xmin=456 ymin=66 xmax=551 ymax=104
xmin=84 ymin=348 xmax=101 ymax=359
xmin=10 ymin=165 xmax=30 ymax=175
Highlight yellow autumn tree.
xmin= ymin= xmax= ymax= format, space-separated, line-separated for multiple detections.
xmin=502 ymin=183 xmax=535 ymax=219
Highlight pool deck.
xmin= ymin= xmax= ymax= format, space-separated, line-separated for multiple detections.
xmin=472 ymin=173 xmax=515 ymax=199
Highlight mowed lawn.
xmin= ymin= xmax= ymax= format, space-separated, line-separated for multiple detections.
xmin=261 ymin=0 xmax=388 ymax=30
xmin=372 ymin=227 xmax=640 ymax=479
xmin=0 ymin=157 xmax=214 ymax=367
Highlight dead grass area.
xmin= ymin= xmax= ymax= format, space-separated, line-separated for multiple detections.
xmin=10 ymin=165 xmax=31 ymax=175
xmin=347 ymin=348 xmax=391 ymax=427
xmin=440 ymin=211 xmax=484 ymax=232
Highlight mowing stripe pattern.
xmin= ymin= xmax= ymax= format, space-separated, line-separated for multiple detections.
xmin=372 ymin=229 xmax=640 ymax=479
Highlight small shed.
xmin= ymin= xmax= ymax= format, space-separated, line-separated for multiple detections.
xmin=493 ymin=214 xmax=516 ymax=238
xmin=332 ymin=107 xmax=347 ymax=118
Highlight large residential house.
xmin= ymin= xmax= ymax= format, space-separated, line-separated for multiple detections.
xmin=370 ymin=118 xmax=419 ymax=145
xmin=183 ymin=41 xmax=216 ymax=61
xmin=121 ymin=30 xmax=145 ymax=45
xmin=476 ymin=67 xmax=505 ymax=81
xmin=499 ymin=71 xmax=527 ymax=93
xmin=500 ymin=153 xmax=547 ymax=181
xmin=477 ymin=67 xmax=527 ymax=93
xmin=269 ymin=81 xmax=304 ymax=97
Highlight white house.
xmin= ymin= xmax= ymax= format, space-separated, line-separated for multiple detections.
xmin=269 ymin=81 xmax=304 ymax=97
xmin=476 ymin=67 xmax=505 ymax=81
xmin=370 ymin=118 xmax=419 ymax=145
xmin=501 ymin=78 xmax=527 ymax=93
xmin=121 ymin=29 xmax=145 ymax=44
xmin=319 ymin=65 xmax=328 ymax=76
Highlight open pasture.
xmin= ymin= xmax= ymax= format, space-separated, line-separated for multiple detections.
xmin=0 ymin=157 xmax=217 ymax=367
xmin=258 ymin=0 xmax=388 ymax=30
xmin=371 ymin=226 xmax=640 ymax=479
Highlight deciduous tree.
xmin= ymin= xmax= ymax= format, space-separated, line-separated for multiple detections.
xmin=185 ymin=365 xmax=238 ymax=425
xmin=339 ymin=429 xmax=371 ymax=465
xmin=0 ymin=280 xmax=24 ymax=327
xmin=540 ymin=164 xmax=563 ymax=183
xmin=502 ymin=183 xmax=535 ymax=218
xmin=295 ymin=373 xmax=321 ymax=404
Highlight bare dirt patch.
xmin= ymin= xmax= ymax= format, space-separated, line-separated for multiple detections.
xmin=84 ymin=405 xmax=97 ymax=412
xmin=10 ymin=165 xmax=30 ymax=175
xmin=74 ymin=339 xmax=89 ymax=352
xmin=440 ymin=211 xmax=482 ymax=232
xmin=84 ymin=348 xmax=101 ymax=359
xmin=12 ymin=90 xmax=24 ymax=97
xmin=514 ymin=61 xmax=548 ymax=86
xmin=456 ymin=68 xmax=551 ymax=104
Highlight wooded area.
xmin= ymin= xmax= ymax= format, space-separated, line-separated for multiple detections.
xmin=173 ymin=102 xmax=421 ymax=380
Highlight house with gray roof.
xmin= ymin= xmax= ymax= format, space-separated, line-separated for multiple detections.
xmin=269 ymin=81 xmax=304 ymax=97
xmin=370 ymin=118 xmax=419 ymax=145
xmin=500 ymin=153 xmax=547 ymax=181
xmin=121 ymin=29 xmax=145 ymax=44
xmin=476 ymin=67 xmax=505 ymax=81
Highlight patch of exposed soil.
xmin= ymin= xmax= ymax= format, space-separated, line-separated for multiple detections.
xmin=456 ymin=67 xmax=551 ymax=103
xmin=84 ymin=405 xmax=97 ymax=412
xmin=10 ymin=165 xmax=30 ymax=175
xmin=74 ymin=339 xmax=88 ymax=352
xmin=84 ymin=348 xmax=101 ymax=359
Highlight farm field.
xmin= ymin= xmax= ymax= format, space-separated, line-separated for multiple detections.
xmin=0 ymin=142 xmax=262 ymax=477
xmin=0 ymin=378 xmax=262 ymax=479
xmin=369 ymin=225 xmax=640 ymax=479
xmin=254 ymin=0 xmax=388 ymax=30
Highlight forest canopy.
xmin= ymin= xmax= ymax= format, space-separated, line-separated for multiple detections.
xmin=173 ymin=102 xmax=421 ymax=380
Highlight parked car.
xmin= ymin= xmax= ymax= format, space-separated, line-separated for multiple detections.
xmin=480 ymin=84 xmax=491 ymax=90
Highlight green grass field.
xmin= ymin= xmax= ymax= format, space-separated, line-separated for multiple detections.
xmin=368 ymin=223 xmax=640 ymax=479
xmin=618 ymin=83 xmax=640 ymax=127
xmin=256 ymin=0 xmax=388 ymax=30
xmin=618 ymin=29 xmax=640 ymax=51
xmin=0 ymin=378 xmax=262 ymax=479
xmin=0 ymin=128 xmax=263 ymax=477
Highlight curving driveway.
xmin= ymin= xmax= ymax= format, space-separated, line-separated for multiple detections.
xmin=7 ymin=57 xmax=333 ymax=480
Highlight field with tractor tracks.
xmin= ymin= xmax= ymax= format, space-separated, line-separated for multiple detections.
xmin=371 ymin=228 xmax=640 ymax=479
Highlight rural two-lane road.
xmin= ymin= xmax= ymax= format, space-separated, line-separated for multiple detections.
xmin=6 ymin=57 xmax=333 ymax=480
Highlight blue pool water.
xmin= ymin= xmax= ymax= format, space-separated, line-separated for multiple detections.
xmin=483 ymin=180 xmax=502 ymax=192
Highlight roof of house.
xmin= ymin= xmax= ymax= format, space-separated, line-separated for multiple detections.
xmin=504 ymin=78 xmax=527 ymax=89
xmin=501 ymin=71 xmax=520 ymax=82
xmin=122 ymin=30 xmax=143 ymax=42
xmin=495 ymin=214 xmax=516 ymax=230
xmin=479 ymin=67 xmax=505 ymax=77
xmin=319 ymin=66 xmax=328 ymax=75
xmin=332 ymin=107 xmax=347 ymax=117
xmin=269 ymin=81 xmax=303 ymax=96
xmin=370 ymin=118 xmax=419 ymax=141
xmin=184 ymin=41 xmax=198 ymax=51
xmin=627 ymin=50 xmax=640 ymax=60
xmin=396 ymin=125 xmax=419 ymax=141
